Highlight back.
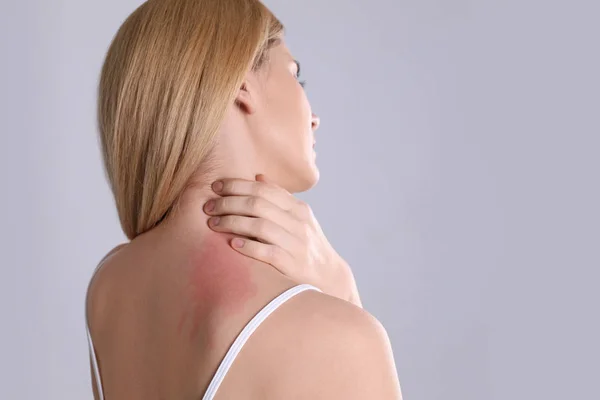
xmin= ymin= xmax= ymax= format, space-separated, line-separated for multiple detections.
xmin=85 ymin=232 xmax=402 ymax=399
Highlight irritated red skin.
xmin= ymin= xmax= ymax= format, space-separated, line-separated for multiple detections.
xmin=177 ymin=234 xmax=258 ymax=341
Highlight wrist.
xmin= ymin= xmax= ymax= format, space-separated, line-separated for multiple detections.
xmin=349 ymin=290 xmax=363 ymax=308
xmin=334 ymin=258 xmax=362 ymax=308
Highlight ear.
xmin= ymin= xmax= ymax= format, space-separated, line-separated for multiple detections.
xmin=234 ymin=79 xmax=257 ymax=115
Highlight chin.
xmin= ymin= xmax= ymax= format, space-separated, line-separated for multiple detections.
xmin=289 ymin=163 xmax=320 ymax=193
xmin=270 ymin=152 xmax=319 ymax=193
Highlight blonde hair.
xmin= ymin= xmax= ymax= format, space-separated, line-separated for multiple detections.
xmin=97 ymin=0 xmax=283 ymax=240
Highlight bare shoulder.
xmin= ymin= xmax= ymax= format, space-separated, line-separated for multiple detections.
xmin=238 ymin=289 xmax=403 ymax=400
xmin=85 ymin=243 xmax=130 ymax=325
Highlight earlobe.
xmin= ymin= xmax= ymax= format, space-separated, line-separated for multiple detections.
xmin=235 ymin=81 xmax=256 ymax=114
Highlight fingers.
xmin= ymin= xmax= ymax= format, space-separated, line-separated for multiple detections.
xmin=212 ymin=177 xmax=314 ymax=221
xmin=212 ymin=178 xmax=297 ymax=213
xmin=208 ymin=215 xmax=299 ymax=253
xmin=229 ymin=238 xmax=293 ymax=273
xmin=255 ymin=174 xmax=269 ymax=183
xmin=205 ymin=195 xmax=304 ymax=237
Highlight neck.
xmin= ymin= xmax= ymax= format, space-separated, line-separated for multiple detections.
xmin=149 ymin=107 xmax=268 ymax=249
xmin=155 ymin=131 xmax=262 ymax=249
xmin=151 ymin=168 xmax=272 ymax=279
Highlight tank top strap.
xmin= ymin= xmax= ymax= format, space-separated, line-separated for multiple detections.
xmin=86 ymin=250 xmax=321 ymax=400
xmin=85 ymin=246 xmax=127 ymax=400
xmin=202 ymin=283 xmax=322 ymax=400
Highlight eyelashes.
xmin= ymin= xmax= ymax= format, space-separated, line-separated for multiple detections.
xmin=294 ymin=60 xmax=305 ymax=88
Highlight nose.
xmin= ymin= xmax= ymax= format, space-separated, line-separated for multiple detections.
xmin=311 ymin=113 xmax=320 ymax=131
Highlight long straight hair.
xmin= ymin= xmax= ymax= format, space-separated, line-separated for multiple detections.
xmin=97 ymin=0 xmax=283 ymax=239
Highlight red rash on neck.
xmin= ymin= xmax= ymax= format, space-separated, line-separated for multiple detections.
xmin=177 ymin=234 xmax=258 ymax=341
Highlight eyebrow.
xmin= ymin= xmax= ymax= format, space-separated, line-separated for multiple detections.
xmin=294 ymin=60 xmax=301 ymax=76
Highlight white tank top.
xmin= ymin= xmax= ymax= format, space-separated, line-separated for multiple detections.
xmin=85 ymin=256 xmax=321 ymax=400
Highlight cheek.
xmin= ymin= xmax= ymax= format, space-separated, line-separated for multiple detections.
xmin=260 ymin=79 xmax=312 ymax=159
xmin=272 ymin=76 xmax=308 ymax=123
xmin=282 ymin=88 xmax=312 ymax=144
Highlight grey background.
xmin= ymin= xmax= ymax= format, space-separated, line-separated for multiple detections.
xmin=1 ymin=0 xmax=598 ymax=399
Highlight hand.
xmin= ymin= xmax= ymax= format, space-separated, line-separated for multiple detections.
xmin=203 ymin=174 xmax=362 ymax=308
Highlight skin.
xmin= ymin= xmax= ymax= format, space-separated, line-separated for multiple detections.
xmin=87 ymin=41 xmax=402 ymax=399
xmin=176 ymin=234 xmax=258 ymax=342
xmin=202 ymin=174 xmax=363 ymax=308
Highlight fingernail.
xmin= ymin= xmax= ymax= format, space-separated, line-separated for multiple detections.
xmin=209 ymin=217 xmax=220 ymax=226
xmin=204 ymin=200 xmax=215 ymax=213
xmin=232 ymin=238 xmax=245 ymax=248
xmin=212 ymin=181 xmax=223 ymax=193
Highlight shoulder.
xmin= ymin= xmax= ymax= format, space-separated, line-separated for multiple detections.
xmin=85 ymin=243 xmax=130 ymax=327
xmin=240 ymin=288 xmax=403 ymax=399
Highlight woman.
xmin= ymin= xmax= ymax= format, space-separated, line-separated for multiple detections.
xmin=86 ymin=0 xmax=403 ymax=398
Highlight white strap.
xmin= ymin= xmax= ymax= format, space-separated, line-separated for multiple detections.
xmin=86 ymin=322 xmax=105 ymax=400
xmin=85 ymin=252 xmax=119 ymax=400
xmin=202 ymin=283 xmax=321 ymax=400
xmin=86 ymin=265 xmax=320 ymax=400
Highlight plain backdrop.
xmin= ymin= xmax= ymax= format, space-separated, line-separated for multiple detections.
xmin=1 ymin=0 xmax=598 ymax=399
